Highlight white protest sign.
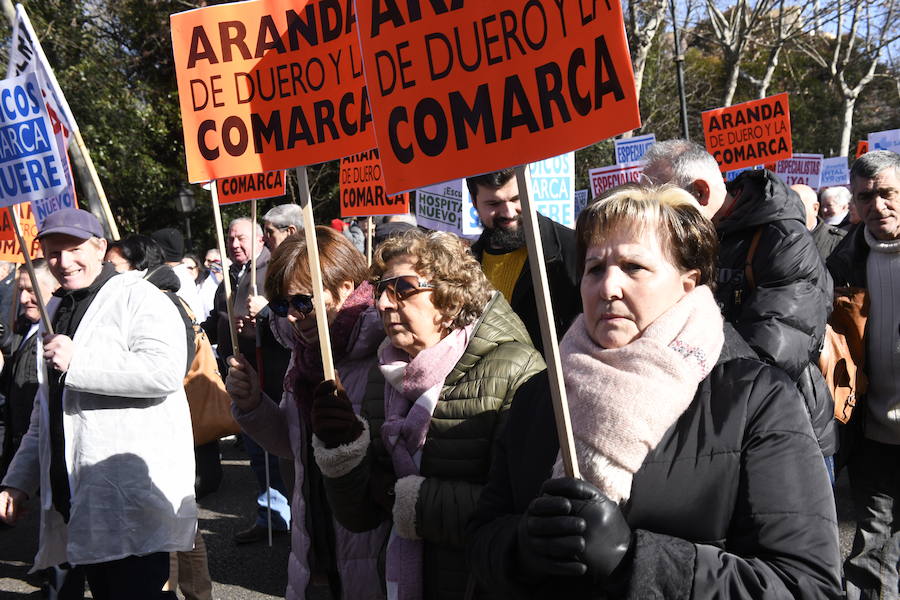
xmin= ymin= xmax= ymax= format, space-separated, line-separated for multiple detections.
xmin=819 ymin=157 xmax=850 ymax=189
xmin=868 ymin=129 xmax=900 ymax=154
xmin=7 ymin=4 xmax=77 ymax=139
xmin=462 ymin=153 xmax=577 ymax=235
xmin=525 ymin=152 xmax=575 ymax=228
xmin=588 ymin=162 xmax=643 ymax=199
xmin=415 ymin=180 xmax=465 ymax=236
xmin=0 ymin=72 xmax=67 ymax=208
xmin=775 ymin=153 xmax=824 ymax=189
xmin=574 ymin=189 xmax=590 ymax=218
xmin=8 ymin=4 xmax=78 ymax=225
xmin=614 ymin=134 xmax=656 ymax=165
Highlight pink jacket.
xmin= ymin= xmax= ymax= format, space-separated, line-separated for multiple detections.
xmin=235 ymin=307 xmax=389 ymax=600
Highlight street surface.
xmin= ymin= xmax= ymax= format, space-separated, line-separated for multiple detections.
xmin=1 ymin=442 xmax=856 ymax=599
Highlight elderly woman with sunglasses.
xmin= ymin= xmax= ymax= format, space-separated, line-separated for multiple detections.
xmin=226 ymin=227 xmax=390 ymax=600
xmin=310 ymin=229 xmax=544 ymax=599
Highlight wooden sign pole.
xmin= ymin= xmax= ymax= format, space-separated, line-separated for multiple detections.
xmin=9 ymin=206 xmax=53 ymax=334
xmin=295 ymin=166 xmax=336 ymax=381
xmin=514 ymin=166 xmax=580 ymax=479
xmin=366 ymin=216 xmax=373 ymax=266
xmin=210 ymin=183 xmax=241 ymax=357
xmin=250 ymin=197 xmax=258 ymax=297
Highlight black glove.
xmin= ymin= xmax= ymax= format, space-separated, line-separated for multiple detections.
xmin=540 ymin=478 xmax=633 ymax=585
xmin=516 ymin=490 xmax=589 ymax=580
xmin=311 ymin=377 xmax=363 ymax=449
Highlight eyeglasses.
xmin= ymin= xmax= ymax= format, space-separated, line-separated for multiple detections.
xmin=373 ymin=275 xmax=434 ymax=303
xmin=269 ymin=293 xmax=314 ymax=317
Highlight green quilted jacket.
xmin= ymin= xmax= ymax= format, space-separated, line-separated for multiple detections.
xmin=322 ymin=293 xmax=545 ymax=599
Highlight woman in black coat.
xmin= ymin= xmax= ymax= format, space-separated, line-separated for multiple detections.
xmin=467 ymin=184 xmax=842 ymax=599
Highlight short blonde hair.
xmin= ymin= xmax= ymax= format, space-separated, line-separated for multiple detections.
xmin=372 ymin=229 xmax=493 ymax=329
xmin=576 ymin=183 xmax=718 ymax=285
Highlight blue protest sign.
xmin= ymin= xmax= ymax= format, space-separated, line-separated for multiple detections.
xmin=819 ymin=157 xmax=849 ymax=189
xmin=614 ymin=134 xmax=656 ymax=164
xmin=868 ymin=129 xmax=900 ymax=154
xmin=574 ymin=189 xmax=590 ymax=218
xmin=0 ymin=72 xmax=66 ymax=208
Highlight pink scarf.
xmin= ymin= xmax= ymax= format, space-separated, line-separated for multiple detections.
xmin=554 ymin=285 xmax=724 ymax=502
xmin=379 ymin=323 xmax=475 ymax=600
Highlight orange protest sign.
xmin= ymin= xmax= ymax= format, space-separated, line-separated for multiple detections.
xmin=339 ymin=149 xmax=409 ymax=217
xmin=702 ymin=93 xmax=792 ymax=172
xmin=856 ymin=140 xmax=868 ymax=158
xmin=216 ymin=170 xmax=286 ymax=205
xmin=170 ymin=0 xmax=375 ymax=184
xmin=0 ymin=203 xmax=40 ymax=263
xmin=355 ymin=0 xmax=641 ymax=195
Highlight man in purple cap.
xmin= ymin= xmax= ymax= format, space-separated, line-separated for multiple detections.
xmin=0 ymin=208 xmax=197 ymax=599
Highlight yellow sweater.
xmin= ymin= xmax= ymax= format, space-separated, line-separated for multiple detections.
xmin=481 ymin=246 xmax=528 ymax=302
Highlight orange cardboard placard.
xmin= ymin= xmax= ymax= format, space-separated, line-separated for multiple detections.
xmin=216 ymin=170 xmax=286 ymax=205
xmin=355 ymin=0 xmax=641 ymax=195
xmin=0 ymin=203 xmax=41 ymax=263
xmin=339 ymin=148 xmax=409 ymax=217
xmin=855 ymin=140 xmax=868 ymax=158
xmin=702 ymin=93 xmax=792 ymax=172
xmin=171 ymin=0 xmax=375 ymax=184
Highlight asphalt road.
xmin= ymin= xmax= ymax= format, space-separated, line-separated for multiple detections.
xmin=1 ymin=442 xmax=858 ymax=599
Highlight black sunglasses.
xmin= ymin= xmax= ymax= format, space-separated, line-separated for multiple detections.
xmin=269 ymin=293 xmax=314 ymax=317
xmin=373 ymin=275 xmax=434 ymax=303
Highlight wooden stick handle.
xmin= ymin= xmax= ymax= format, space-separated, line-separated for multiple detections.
xmin=9 ymin=206 xmax=53 ymax=335
xmin=210 ymin=183 xmax=241 ymax=358
xmin=514 ymin=166 xmax=580 ymax=479
xmin=366 ymin=216 xmax=373 ymax=266
xmin=250 ymin=197 xmax=258 ymax=297
xmin=295 ymin=166 xmax=335 ymax=381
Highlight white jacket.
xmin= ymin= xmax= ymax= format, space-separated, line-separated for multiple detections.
xmin=2 ymin=272 xmax=197 ymax=569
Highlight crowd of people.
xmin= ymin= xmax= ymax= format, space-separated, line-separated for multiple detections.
xmin=0 ymin=145 xmax=897 ymax=600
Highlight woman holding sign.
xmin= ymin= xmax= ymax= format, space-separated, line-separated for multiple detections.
xmin=310 ymin=230 xmax=544 ymax=599
xmin=467 ymin=184 xmax=842 ymax=598
xmin=226 ymin=227 xmax=388 ymax=600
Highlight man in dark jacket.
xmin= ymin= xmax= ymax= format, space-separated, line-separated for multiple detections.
xmin=793 ymin=183 xmax=846 ymax=260
xmin=202 ymin=217 xmax=292 ymax=544
xmin=467 ymin=170 xmax=580 ymax=353
xmin=644 ymin=140 xmax=836 ymax=462
xmin=827 ymin=150 xmax=900 ymax=600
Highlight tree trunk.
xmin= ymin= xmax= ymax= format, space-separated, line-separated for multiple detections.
xmin=838 ymin=94 xmax=856 ymax=157
xmin=723 ymin=57 xmax=741 ymax=106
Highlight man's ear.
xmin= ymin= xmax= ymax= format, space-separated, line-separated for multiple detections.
xmin=691 ymin=179 xmax=712 ymax=206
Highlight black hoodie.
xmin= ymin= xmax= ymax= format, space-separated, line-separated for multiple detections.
xmin=716 ymin=169 xmax=836 ymax=454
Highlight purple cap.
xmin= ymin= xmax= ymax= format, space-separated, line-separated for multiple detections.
xmin=37 ymin=208 xmax=105 ymax=241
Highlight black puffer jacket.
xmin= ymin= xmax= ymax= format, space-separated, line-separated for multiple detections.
xmin=716 ymin=169 xmax=835 ymax=454
xmin=467 ymin=325 xmax=842 ymax=599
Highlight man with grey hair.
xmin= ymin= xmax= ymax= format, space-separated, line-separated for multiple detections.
xmin=819 ymin=186 xmax=852 ymax=229
xmin=826 ymin=150 xmax=900 ymax=599
xmin=642 ymin=139 xmax=732 ymax=222
xmin=202 ymin=216 xmax=293 ymax=544
xmin=262 ymin=204 xmax=303 ymax=252
xmin=644 ymin=140 xmax=836 ymax=470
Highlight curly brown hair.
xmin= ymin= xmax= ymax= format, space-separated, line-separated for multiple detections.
xmin=372 ymin=229 xmax=493 ymax=329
